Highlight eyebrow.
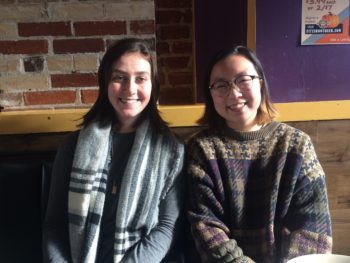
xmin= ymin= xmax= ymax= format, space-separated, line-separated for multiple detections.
xmin=213 ymin=72 xmax=255 ymax=81
xmin=110 ymin=69 xmax=150 ymax=75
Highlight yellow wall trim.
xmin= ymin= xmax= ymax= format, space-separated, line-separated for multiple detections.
xmin=275 ymin=100 xmax=350 ymax=122
xmin=0 ymin=100 xmax=349 ymax=135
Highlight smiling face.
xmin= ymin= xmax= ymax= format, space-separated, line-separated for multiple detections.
xmin=108 ymin=52 xmax=152 ymax=132
xmin=210 ymin=54 xmax=262 ymax=131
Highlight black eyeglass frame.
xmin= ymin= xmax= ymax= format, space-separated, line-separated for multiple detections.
xmin=209 ymin=74 xmax=262 ymax=95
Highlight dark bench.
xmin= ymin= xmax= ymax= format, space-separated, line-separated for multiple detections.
xmin=0 ymin=153 xmax=54 ymax=263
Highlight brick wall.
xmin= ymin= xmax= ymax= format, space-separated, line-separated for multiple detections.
xmin=155 ymin=0 xmax=194 ymax=104
xmin=0 ymin=0 xmax=195 ymax=111
xmin=0 ymin=0 xmax=157 ymax=111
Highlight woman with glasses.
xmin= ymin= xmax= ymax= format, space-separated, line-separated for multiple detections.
xmin=43 ymin=38 xmax=185 ymax=263
xmin=186 ymin=46 xmax=332 ymax=262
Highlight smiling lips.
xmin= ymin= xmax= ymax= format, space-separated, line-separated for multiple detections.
xmin=119 ymin=97 xmax=140 ymax=104
xmin=226 ymin=101 xmax=247 ymax=111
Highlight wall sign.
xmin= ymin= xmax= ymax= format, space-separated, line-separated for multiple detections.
xmin=257 ymin=0 xmax=350 ymax=103
xmin=301 ymin=0 xmax=350 ymax=45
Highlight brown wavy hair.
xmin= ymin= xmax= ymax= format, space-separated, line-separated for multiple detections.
xmin=81 ymin=38 xmax=169 ymax=134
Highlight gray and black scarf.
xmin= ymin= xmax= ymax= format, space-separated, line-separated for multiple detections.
xmin=68 ymin=119 xmax=184 ymax=263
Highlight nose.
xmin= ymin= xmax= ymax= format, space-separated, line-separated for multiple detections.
xmin=123 ymin=79 xmax=137 ymax=95
xmin=227 ymin=83 xmax=242 ymax=97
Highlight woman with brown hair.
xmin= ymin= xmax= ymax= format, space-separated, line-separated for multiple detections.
xmin=43 ymin=38 xmax=184 ymax=263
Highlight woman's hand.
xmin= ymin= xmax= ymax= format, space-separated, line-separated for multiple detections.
xmin=211 ymin=239 xmax=255 ymax=263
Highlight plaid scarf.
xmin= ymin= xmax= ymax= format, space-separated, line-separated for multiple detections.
xmin=68 ymin=119 xmax=183 ymax=263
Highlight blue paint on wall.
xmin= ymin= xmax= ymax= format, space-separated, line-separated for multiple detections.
xmin=256 ymin=0 xmax=350 ymax=103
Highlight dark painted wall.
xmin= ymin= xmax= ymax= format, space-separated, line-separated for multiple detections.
xmin=195 ymin=1 xmax=350 ymax=103
xmin=194 ymin=0 xmax=247 ymax=102
xmin=256 ymin=0 xmax=350 ymax=103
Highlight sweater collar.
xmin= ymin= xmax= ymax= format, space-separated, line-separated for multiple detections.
xmin=221 ymin=121 xmax=280 ymax=141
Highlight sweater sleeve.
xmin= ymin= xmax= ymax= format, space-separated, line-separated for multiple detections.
xmin=42 ymin=132 xmax=78 ymax=263
xmin=121 ymin=172 xmax=184 ymax=263
xmin=281 ymin=136 xmax=332 ymax=261
xmin=186 ymin=138 xmax=251 ymax=263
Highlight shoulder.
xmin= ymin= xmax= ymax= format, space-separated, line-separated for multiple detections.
xmin=187 ymin=128 xmax=218 ymax=144
xmin=52 ymin=131 xmax=80 ymax=171
xmin=63 ymin=130 xmax=80 ymax=146
xmin=185 ymin=128 xmax=223 ymax=159
xmin=274 ymin=122 xmax=312 ymax=142
xmin=57 ymin=130 xmax=80 ymax=155
xmin=140 ymin=119 xmax=184 ymax=153
xmin=272 ymin=122 xmax=316 ymax=156
xmin=159 ymin=129 xmax=185 ymax=154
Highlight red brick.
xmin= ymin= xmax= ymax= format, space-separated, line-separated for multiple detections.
xmin=18 ymin=22 xmax=71 ymax=37
xmin=168 ymin=72 xmax=192 ymax=85
xmin=158 ymin=25 xmax=190 ymax=40
xmin=172 ymin=41 xmax=192 ymax=53
xmin=155 ymin=0 xmax=191 ymax=8
xmin=81 ymin=89 xmax=98 ymax=104
xmin=18 ymin=0 xmax=41 ymax=2
xmin=156 ymin=10 xmax=183 ymax=24
xmin=0 ymin=0 xmax=15 ymax=3
xmin=74 ymin=21 xmax=126 ymax=36
xmin=24 ymin=90 xmax=76 ymax=105
xmin=158 ymin=72 xmax=165 ymax=85
xmin=156 ymin=41 xmax=170 ymax=55
xmin=53 ymin=38 xmax=104 ymax=54
xmin=130 ymin=20 xmax=155 ymax=34
xmin=0 ymin=40 xmax=48 ymax=54
xmin=108 ymin=38 xmax=155 ymax=51
xmin=183 ymin=9 xmax=192 ymax=23
xmin=161 ymin=56 xmax=189 ymax=69
xmin=51 ymin=73 xmax=97 ymax=88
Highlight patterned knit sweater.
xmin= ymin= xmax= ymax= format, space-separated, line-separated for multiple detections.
xmin=186 ymin=122 xmax=332 ymax=263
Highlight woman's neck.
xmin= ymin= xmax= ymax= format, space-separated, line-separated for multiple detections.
xmin=113 ymin=123 xmax=135 ymax=133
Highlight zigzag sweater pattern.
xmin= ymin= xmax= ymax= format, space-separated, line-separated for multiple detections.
xmin=187 ymin=122 xmax=332 ymax=263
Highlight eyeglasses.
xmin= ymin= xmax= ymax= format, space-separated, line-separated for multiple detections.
xmin=209 ymin=75 xmax=261 ymax=97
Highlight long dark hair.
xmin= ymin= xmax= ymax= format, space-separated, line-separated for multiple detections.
xmin=81 ymin=38 xmax=169 ymax=134
xmin=199 ymin=45 xmax=278 ymax=130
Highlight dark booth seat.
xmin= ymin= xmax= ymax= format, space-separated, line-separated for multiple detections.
xmin=0 ymin=157 xmax=53 ymax=263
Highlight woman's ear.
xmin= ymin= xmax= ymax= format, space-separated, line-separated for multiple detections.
xmin=259 ymin=79 xmax=263 ymax=90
